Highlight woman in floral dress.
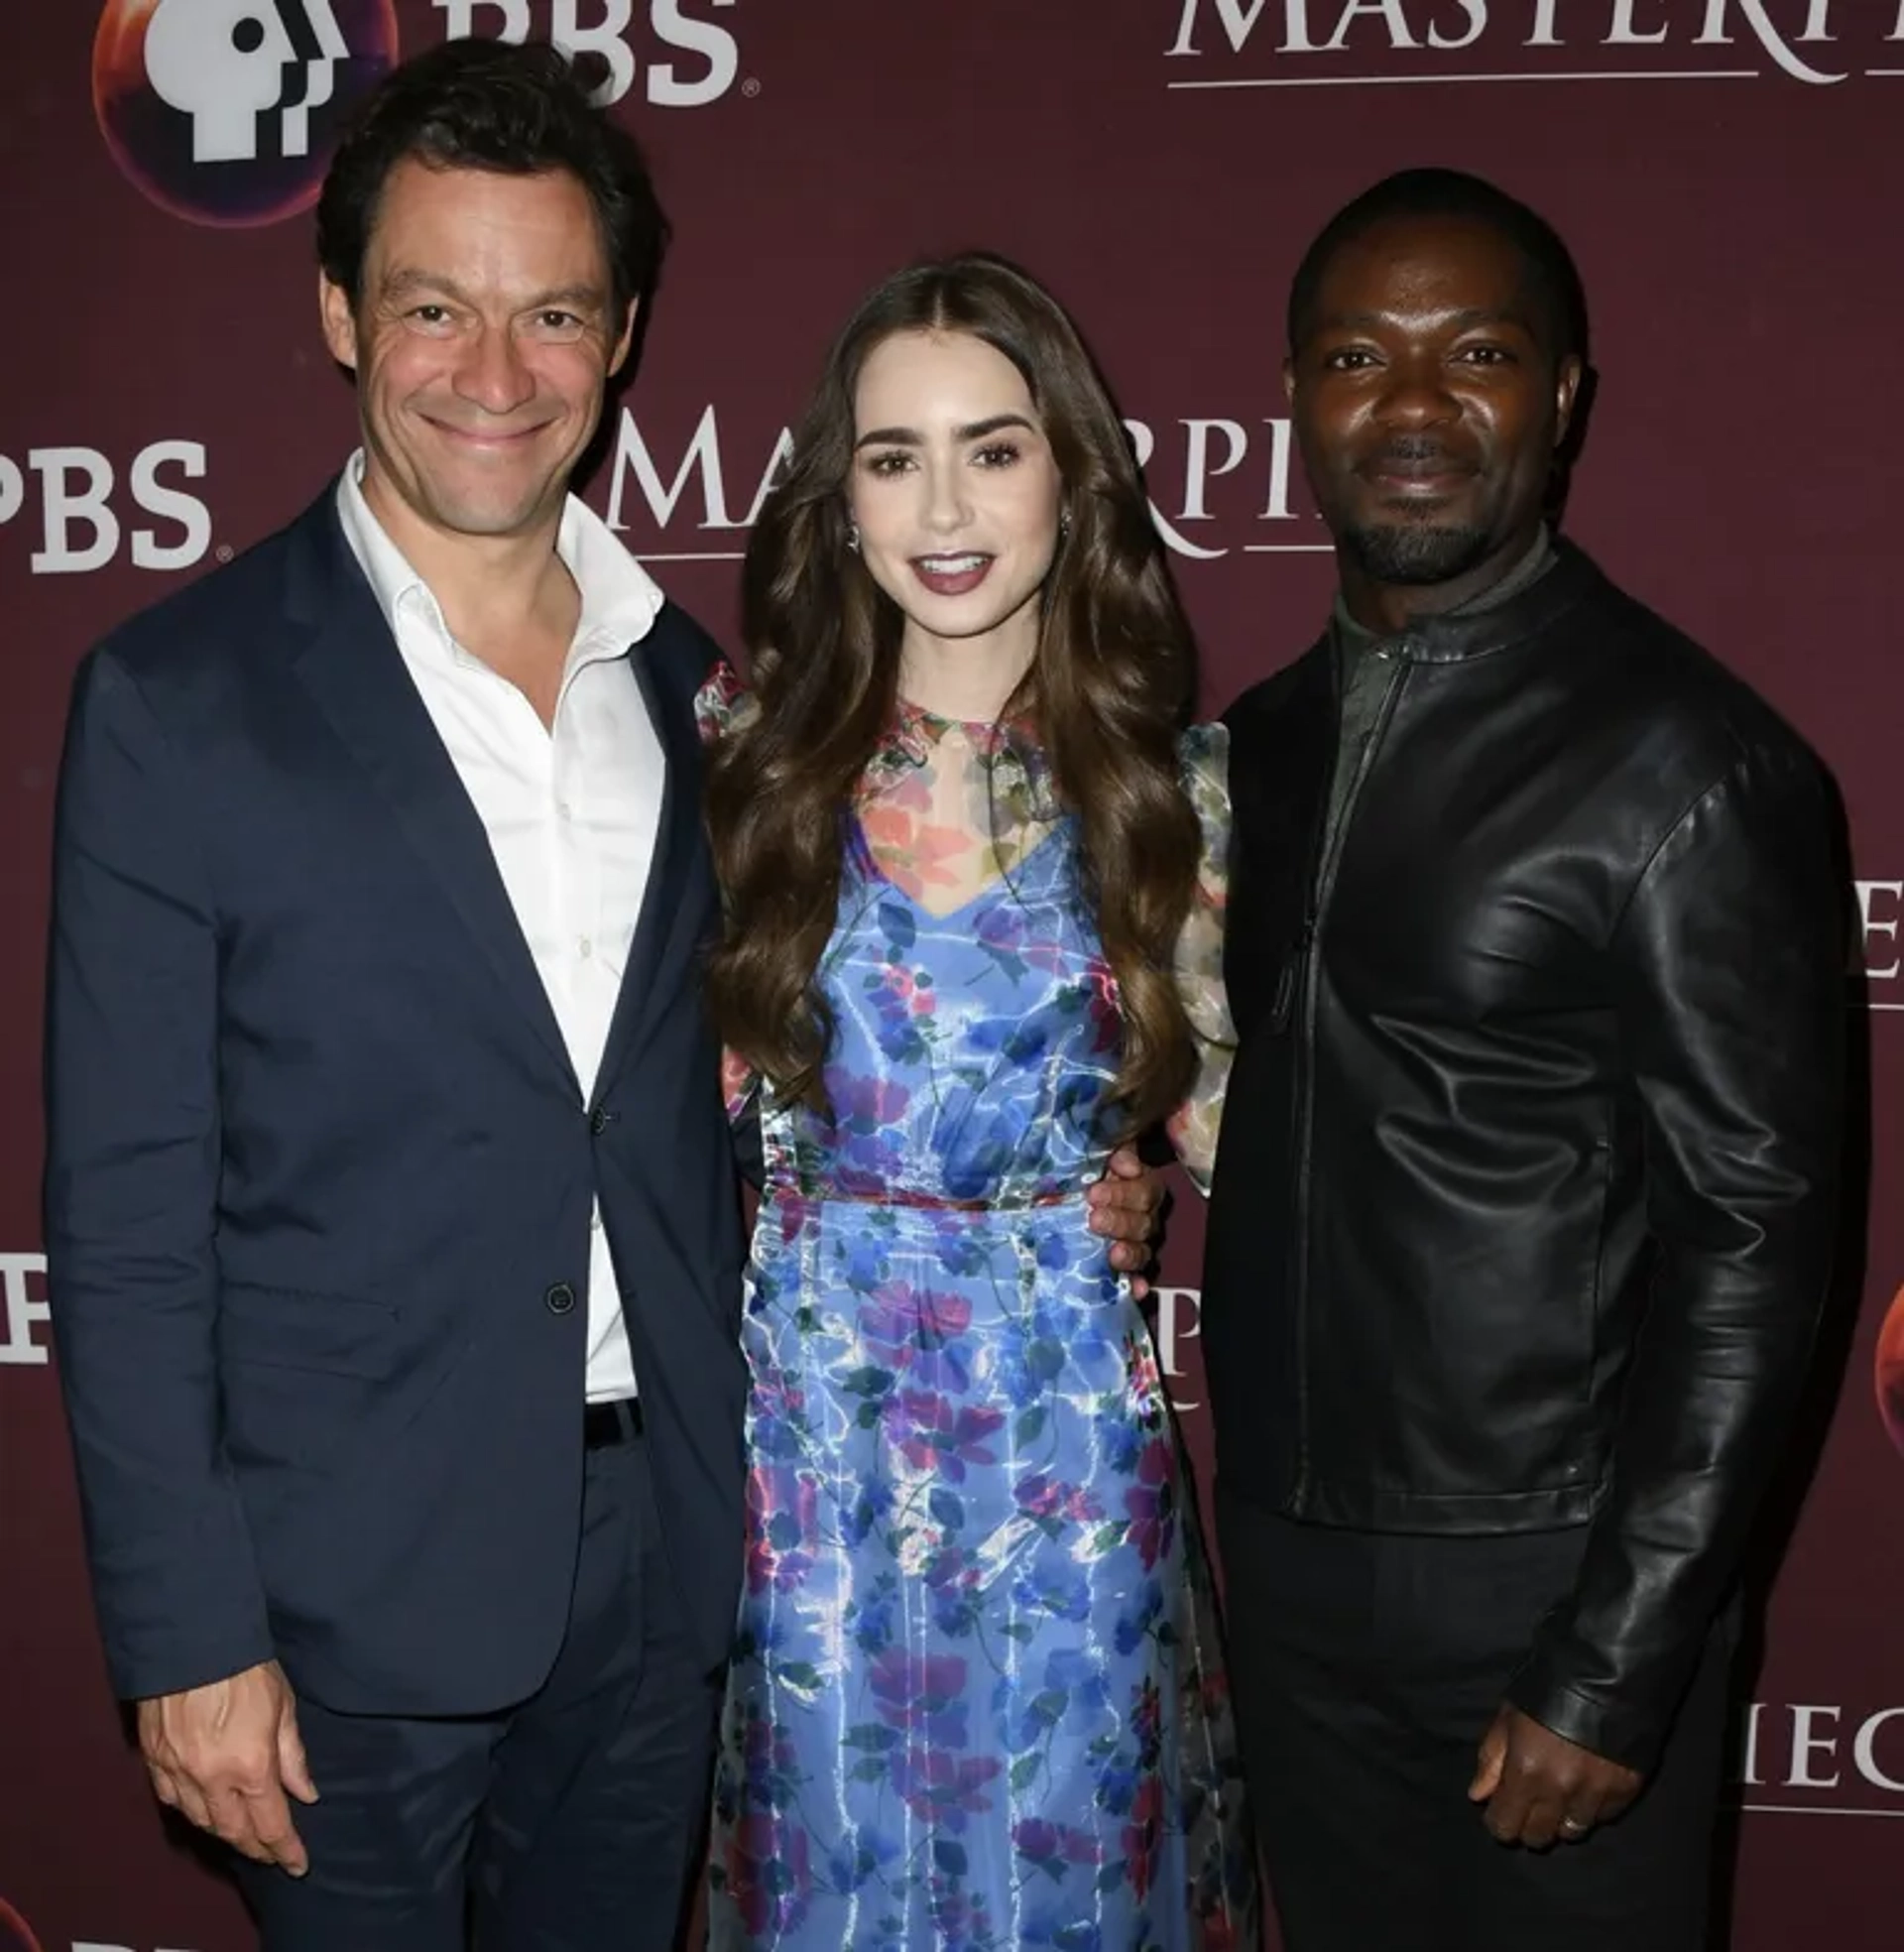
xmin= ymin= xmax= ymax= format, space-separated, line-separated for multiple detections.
xmin=696 ymin=255 xmax=1256 ymax=1951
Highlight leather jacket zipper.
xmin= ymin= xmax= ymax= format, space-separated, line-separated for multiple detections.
xmin=1287 ymin=648 xmax=1411 ymax=1509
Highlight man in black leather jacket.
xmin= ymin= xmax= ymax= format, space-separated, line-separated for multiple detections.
xmin=1206 ymin=169 xmax=1845 ymax=1951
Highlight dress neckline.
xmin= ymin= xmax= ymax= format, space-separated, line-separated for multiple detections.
xmin=892 ymin=692 xmax=1036 ymax=749
xmin=868 ymin=697 xmax=1059 ymax=819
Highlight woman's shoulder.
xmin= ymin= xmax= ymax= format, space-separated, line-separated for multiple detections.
xmin=1178 ymin=719 xmax=1230 ymax=781
xmin=1178 ymin=721 xmax=1231 ymax=844
xmin=692 ymin=658 xmax=760 ymax=745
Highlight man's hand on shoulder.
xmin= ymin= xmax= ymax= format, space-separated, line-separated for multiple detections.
xmin=138 ymin=1659 xmax=317 ymax=1876
xmin=1468 ymin=1702 xmax=1642 ymax=1849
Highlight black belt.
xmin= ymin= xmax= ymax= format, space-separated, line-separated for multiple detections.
xmin=583 ymin=1398 xmax=644 ymax=1448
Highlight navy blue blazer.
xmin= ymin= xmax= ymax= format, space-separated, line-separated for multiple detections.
xmin=44 ymin=489 xmax=747 ymax=1712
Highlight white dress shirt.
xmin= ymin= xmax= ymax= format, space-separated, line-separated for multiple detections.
xmin=337 ymin=452 xmax=665 ymax=1403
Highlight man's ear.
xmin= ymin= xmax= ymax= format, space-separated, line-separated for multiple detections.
xmin=1553 ymin=353 xmax=1584 ymax=449
xmin=319 ymin=275 xmax=359 ymax=372
xmin=608 ymin=300 xmax=638 ymax=378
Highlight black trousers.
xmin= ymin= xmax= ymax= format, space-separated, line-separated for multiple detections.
xmin=235 ymin=1411 xmax=723 ymax=1952
xmin=1217 ymin=1485 xmax=1734 ymax=1952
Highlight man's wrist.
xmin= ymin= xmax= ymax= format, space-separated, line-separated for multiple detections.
xmin=118 ymin=1632 xmax=279 ymax=1707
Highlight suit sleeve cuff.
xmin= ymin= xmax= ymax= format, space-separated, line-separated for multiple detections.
xmin=1505 ymin=1667 xmax=1663 ymax=1775
xmin=108 ymin=1621 xmax=279 ymax=1705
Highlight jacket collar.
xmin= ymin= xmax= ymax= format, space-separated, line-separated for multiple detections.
xmin=1394 ymin=537 xmax=1603 ymax=665
xmin=278 ymin=487 xmax=704 ymax=1105
xmin=279 ymin=489 xmax=581 ymax=1094
xmin=1322 ymin=537 xmax=1606 ymax=669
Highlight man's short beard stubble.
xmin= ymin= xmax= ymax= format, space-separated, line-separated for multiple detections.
xmin=1337 ymin=515 xmax=1495 ymax=587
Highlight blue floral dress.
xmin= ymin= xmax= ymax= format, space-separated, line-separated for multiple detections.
xmin=699 ymin=676 xmax=1254 ymax=1952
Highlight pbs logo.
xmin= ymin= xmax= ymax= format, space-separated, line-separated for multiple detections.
xmin=1 ymin=443 xmax=212 ymax=577
xmin=93 ymin=0 xmax=399 ymax=227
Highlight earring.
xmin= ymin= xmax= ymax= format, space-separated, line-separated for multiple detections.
xmin=1058 ymin=510 xmax=1073 ymax=538
xmin=846 ymin=522 xmax=862 ymax=555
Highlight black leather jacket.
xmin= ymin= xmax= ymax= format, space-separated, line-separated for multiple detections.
xmin=1206 ymin=544 xmax=1844 ymax=1769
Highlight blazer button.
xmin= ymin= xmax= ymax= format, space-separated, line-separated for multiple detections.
xmin=590 ymin=1106 xmax=610 ymax=1136
xmin=544 ymin=1282 xmax=576 ymax=1316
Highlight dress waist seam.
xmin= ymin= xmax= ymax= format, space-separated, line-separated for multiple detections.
xmin=763 ymin=1182 xmax=1082 ymax=1214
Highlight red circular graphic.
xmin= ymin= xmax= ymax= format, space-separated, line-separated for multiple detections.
xmin=94 ymin=0 xmax=400 ymax=229
xmin=0 ymin=1897 xmax=45 ymax=1952
xmin=1876 ymin=1284 xmax=1904 ymax=1458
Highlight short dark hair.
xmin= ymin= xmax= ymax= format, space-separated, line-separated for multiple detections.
xmin=315 ymin=37 xmax=669 ymax=323
xmin=1287 ymin=168 xmax=1588 ymax=366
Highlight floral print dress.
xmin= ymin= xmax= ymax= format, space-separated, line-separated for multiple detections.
xmin=698 ymin=673 xmax=1255 ymax=1952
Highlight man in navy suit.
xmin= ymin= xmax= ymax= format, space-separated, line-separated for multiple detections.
xmin=44 ymin=40 xmax=1157 ymax=1952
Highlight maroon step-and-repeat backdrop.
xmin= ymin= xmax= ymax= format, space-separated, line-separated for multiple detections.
xmin=3 ymin=4 xmax=1900 ymax=1948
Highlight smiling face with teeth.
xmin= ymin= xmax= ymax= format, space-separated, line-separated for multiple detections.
xmin=849 ymin=328 xmax=1065 ymax=717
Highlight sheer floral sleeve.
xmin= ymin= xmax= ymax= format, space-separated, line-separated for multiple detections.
xmin=692 ymin=661 xmax=762 ymax=1127
xmin=692 ymin=657 xmax=757 ymax=746
xmin=1166 ymin=722 xmax=1236 ymax=1195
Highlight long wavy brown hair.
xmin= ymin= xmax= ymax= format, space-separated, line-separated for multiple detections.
xmin=704 ymin=253 xmax=1203 ymax=1139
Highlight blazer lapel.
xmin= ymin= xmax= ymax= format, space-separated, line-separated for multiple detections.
xmin=593 ymin=638 xmax=706 ymax=1098
xmin=282 ymin=497 xmax=580 ymax=1098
